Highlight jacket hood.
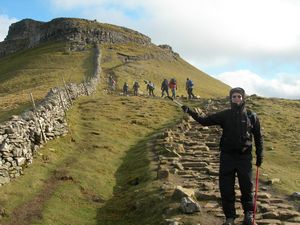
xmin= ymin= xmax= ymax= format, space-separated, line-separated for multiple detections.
xmin=230 ymin=87 xmax=246 ymax=112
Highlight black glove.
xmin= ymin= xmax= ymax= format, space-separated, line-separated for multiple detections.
xmin=256 ymin=155 xmax=263 ymax=167
xmin=181 ymin=105 xmax=190 ymax=113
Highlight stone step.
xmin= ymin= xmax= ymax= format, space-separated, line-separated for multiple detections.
xmin=205 ymin=142 xmax=219 ymax=148
xmin=181 ymin=162 xmax=209 ymax=168
xmin=256 ymin=219 xmax=282 ymax=225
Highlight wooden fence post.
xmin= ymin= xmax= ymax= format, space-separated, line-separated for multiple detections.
xmin=29 ymin=93 xmax=47 ymax=143
xmin=62 ymin=76 xmax=73 ymax=105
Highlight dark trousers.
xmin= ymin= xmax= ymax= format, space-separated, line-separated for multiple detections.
xmin=219 ymin=152 xmax=254 ymax=218
xmin=171 ymin=89 xmax=176 ymax=98
xmin=149 ymin=89 xmax=155 ymax=96
xmin=187 ymin=88 xmax=195 ymax=99
xmin=161 ymin=88 xmax=169 ymax=97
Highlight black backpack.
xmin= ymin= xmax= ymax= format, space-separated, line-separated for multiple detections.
xmin=243 ymin=110 xmax=257 ymax=140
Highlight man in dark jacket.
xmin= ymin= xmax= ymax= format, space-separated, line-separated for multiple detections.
xmin=161 ymin=79 xmax=169 ymax=97
xmin=182 ymin=87 xmax=263 ymax=225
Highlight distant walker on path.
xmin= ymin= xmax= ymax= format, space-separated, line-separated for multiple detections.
xmin=186 ymin=78 xmax=195 ymax=99
xmin=161 ymin=78 xmax=169 ymax=97
xmin=169 ymin=78 xmax=177 ymax=98
xmin=147 ymin=81 xmax=155 ymax=97
xmin=123 ymin=82 xmax=129 ymax=95
xmin=133 ymin=81 xmax=140 ymax=96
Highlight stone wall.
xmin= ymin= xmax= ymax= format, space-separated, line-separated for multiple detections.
xmin=0 ymin=46 xmax=101 ymax=186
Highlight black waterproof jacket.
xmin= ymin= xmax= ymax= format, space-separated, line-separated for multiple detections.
xmin=187 ymin=107 xmax=263 ymax=157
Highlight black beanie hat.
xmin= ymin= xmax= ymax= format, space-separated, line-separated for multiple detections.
xmin=229 ymin=87 xmax=245 ymax=99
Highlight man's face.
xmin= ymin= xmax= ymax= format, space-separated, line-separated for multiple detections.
xmin=231 ymin=92 xmax=243 ymax=105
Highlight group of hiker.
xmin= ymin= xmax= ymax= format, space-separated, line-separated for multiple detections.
xmin=109 ymin=75 xmax=196 ymax=99
xmin=122 ymin=80 xmax=158 ymax=97
xmin=121 ymin=81 xmax=140 ymax=96
xmin=161 ymin=78 xmax=196 ymax=99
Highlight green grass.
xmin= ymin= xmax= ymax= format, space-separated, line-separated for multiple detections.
xmin=247 ymin=97 xmax=300 ymax=194
xmin=0 ymin=90 xmax=183 ymax=225
xmin=0 ymin=41 xmax=95 ymax=122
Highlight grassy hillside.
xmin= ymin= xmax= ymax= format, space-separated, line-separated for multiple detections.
xmin=0 ymin=42 xmax=95 ymax=122
xmin=0 ymin=90 xmax=184 ymax=225
xmin=247 ymin=97 xmax=300 ymax=194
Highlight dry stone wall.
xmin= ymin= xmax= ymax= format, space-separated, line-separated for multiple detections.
xmin=0 ymin=46 xmax=101 ymax=186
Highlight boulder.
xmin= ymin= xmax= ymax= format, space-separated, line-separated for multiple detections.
xmin=180 ymin=196 xmax=201 ymax=214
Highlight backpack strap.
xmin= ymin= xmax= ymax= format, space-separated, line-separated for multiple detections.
xmin=241 ymin=110 xmax=257 ymax=149
xmin=246 ymin=110 xmax=257 ymax=128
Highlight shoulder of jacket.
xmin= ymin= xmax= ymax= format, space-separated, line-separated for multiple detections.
xmin=210 ymin=109 xmax=229 ymax=117
xmin=222 ymin=109 xmax=231 ymax=114
xmin=246 ymin=109 xmax=258 ymax=124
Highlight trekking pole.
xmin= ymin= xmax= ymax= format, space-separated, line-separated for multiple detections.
xmin=253 ymin=166 xmax=259 ymax=225
xmin=166 ymin=96 xmax=183 ymax=107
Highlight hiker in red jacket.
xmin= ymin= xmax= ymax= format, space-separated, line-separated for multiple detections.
xmin=181 ymin=87 xmax=264 ymax=225
xmin=169 ymin=78 xmax=177 ymax=98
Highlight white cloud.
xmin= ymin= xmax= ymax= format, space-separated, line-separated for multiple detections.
xmin=0 ymin=15 xmax=18 ymax=41
xmin=215 ymin=70 xmax=300 ymax=99
xmin=48 ymin=0 xmax=300 ymax=73
xmin=51 ymin=0 xmax=101 ymax=9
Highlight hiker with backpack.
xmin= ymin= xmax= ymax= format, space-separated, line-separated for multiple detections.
xmin=181 ymin=87 xmax=264 ymax=225
xmin=186 ymin=78 xmax=196 ymax=99
xmin=133 ymin=81 xmax=140 ymax=96
xmin=123 ymin=82 xmax=129 ymax=95
xmin=169 ymin=78 xmax=177 ymax=98
xmin=108 ymin=75 xmax=116 ymax=92
xmin=147 ymin=81 xmax=155 ymax=97
xmin=161 ymin=79 xmax=169 ymax=97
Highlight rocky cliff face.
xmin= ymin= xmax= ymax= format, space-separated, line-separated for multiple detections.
xmin=0 ymin=17 xmax=152 ymax=57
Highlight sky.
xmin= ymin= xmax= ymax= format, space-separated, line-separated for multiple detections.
xmin=1 ymin=0 xmax=300 ymax=99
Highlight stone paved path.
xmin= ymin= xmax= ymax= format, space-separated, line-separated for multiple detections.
xmin=156 ymin=99 xmax=300 ymax=225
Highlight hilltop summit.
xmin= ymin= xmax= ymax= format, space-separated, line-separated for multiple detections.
xmin=0 ymin=17 xmax=151 ymax=57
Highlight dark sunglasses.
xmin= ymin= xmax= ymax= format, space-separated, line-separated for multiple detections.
xmin=232 ymin=95 xmax=242 ymax=99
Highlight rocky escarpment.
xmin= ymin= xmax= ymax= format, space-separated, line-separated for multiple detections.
xmin=0 ymin=17 xmax=151 ymax=57
xmin=158 ymin=44 xmax=180 ymax=58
